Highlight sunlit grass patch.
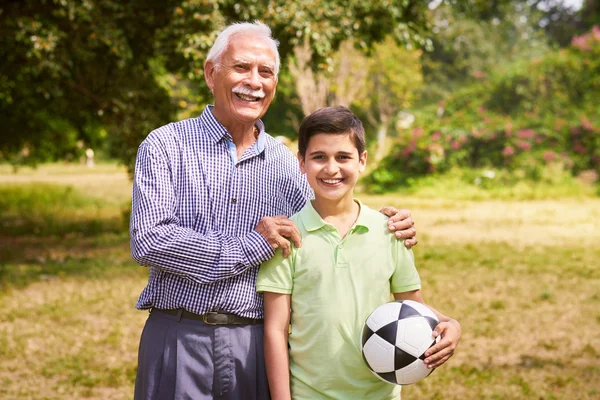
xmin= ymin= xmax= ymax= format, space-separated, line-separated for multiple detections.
xmin=0 ymin=183 xmax=127 ymax=236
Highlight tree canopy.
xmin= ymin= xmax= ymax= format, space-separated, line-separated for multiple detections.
xmin=1 ymin=0 xmax=431 ymax=171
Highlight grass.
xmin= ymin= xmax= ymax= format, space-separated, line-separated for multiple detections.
xmin=1 ymin=163 xmax=599 ymax=399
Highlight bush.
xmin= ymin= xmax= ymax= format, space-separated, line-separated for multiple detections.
xmin=365 ymin=26 xmax=600 ymax=193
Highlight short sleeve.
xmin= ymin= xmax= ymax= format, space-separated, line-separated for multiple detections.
xmin=390 ymin=243 xmax=421 ymax=294
xmin=256 ymin=247 xmax=295 ymax=294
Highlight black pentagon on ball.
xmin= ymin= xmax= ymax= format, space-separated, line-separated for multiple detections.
xmin=374 ymin=321 xmax=398 ymax=345
xmin=378 ymin=371 xmax=398 ymax=384
xmin=398 ymin=302 xmax=422 ymax=320
xmin=361 ymin=325 xmax=375 ymax=347
xmin=395 ymin=346 xmax=418 ymax=369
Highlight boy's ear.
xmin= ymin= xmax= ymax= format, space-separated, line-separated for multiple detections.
xmin=359 ymin=150 xmax=367 ymax=173
xmin=297 ymin=152 xmax=306 ymax=174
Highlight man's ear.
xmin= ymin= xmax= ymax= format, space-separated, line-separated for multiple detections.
xmin=204 ymin=61 xmax=216 ymax=90
xmin=297 ymin=152 xmax=306 ymax=174
xmin=359 ymin=150 xmax=367 ymax=173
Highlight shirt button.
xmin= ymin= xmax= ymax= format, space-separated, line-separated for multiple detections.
xmin=232 ymin=198 xmax=237 ymax=203
xmin=338 ymin=244 xmax=343 ymax=249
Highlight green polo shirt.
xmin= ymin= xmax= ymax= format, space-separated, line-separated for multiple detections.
xmin=257 ymin=200 xmax=421 ymax=400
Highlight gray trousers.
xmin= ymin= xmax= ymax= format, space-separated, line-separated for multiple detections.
xmin=134 ymin=310 xmax=270 ymax=400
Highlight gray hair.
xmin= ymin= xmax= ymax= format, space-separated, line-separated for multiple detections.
xmin=206 ymin=21 xmax=280 ymax=77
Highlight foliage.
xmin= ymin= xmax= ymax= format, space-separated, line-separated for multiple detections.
xmin=420 ymin=2 xmax=550 ymax=103
xmin=364 ymin=27 xmax=600 ymax=193
xmin=0 ymin=0 xmax=179 ymax=170
xmin=1 ymin=0 xmax=432 ymax=173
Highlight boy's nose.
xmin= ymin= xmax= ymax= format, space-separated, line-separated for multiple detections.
xmin=324 ymin=160 xmax=340 ymax=174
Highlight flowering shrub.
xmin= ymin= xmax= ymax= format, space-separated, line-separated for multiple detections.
xmin=364 ymin=27 xmax=600 ymax=193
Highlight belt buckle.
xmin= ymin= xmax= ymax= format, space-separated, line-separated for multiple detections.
xmin=203 ymin=311 xmax=227 ymax=325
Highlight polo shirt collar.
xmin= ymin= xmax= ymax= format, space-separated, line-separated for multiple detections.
xmin=201 ymin=105 xmax=266 ymax=154
xmin=300 ymin=199 xmax=374 ymax=233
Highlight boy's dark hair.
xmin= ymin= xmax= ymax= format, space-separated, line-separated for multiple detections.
xmin=298 ymin=106 xmax=366 ymax=157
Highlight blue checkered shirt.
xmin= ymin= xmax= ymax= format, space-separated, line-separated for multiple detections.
xmin=130 ymin=106 xmax=312 ymax=319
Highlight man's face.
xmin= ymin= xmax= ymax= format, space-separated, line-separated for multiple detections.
xmin=205 ymin=34 xmax=277 ymax=129
xmin=299 ymin=133 xmax=367 ymax=204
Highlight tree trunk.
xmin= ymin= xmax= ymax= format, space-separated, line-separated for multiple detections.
xmin=376 ymin=117 xmax=389 ymax=161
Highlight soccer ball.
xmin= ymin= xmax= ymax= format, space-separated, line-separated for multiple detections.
xmin=361 ymin=300 xmax=440 ymax=385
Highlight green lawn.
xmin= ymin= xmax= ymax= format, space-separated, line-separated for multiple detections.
xmin=1 ymin=164 xmax=599 ymax=399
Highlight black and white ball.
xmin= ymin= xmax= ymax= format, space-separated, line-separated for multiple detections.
xmin=361 ymin=300 xmax=440 ymax=385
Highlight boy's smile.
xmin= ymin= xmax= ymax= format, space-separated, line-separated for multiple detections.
xmin=299 ymin=133 xmax=367 ymax=204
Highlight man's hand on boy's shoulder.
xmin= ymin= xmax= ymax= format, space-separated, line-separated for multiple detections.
xmin=379 ymin=206 xmax=418 ymax=248
xmin=256 ymin=216 xmax=302 ymax=258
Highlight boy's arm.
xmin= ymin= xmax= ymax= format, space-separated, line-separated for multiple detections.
xmin=263 ymin=292 xmax=292 ymax=400
xmin=394 ymin=290 xmax=461 ymax=369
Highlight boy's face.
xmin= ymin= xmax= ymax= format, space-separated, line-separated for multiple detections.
xmin=299 ymin=133 xmax=367 ymax=203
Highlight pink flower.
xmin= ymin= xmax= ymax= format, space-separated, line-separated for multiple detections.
xmin=503 ymin=146 xmax=514 ymax=156
xmin=571 ymin=127 xmax=581 ymax=136
xmin=572 ymin=35 xmax=591 ymax=51
xmin=517 ymin=129 xmax=535 ymax=139
xmin=402 ymin=144 xmax=416 ymax=157
xmin=573 ymin=143 xmax=587 ymax=154
xmin=451 ymin=141 xmax=461 ymax=150
xmin=411 ymin=127 xmax=424 ymax=138
xmin=517 ymin=141 xmax=531 ymax=151
xmin=478 ymin=105 xmax=486 ymax=113
xmin=472 ymin=70 xmax=486 ymax=79
xmin=581 ymin=116 xmax=595 ymax=132
xmin=593 ymin=25 xmax=600 ymax=40
xmin=471 ymin=128 xmax=482 ymax=138
xmin=431 ymin=132 xmax=442 ymax=140
xmin=505 ymin=122 xmax=513 ymax=137
xmin=543 ymin=151 xmax=556 ymax=162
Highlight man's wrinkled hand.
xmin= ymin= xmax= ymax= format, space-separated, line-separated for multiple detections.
xmin=379 ymin=206 xmax=418 ymax=248
xmin=255 ymin=216 xmax=302 ymax=258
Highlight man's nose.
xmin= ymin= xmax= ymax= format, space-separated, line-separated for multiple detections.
xmin=245 ymin=68 xmax=261 ymax=89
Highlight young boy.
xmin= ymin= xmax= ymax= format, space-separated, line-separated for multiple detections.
xmin=256 ymin=106 xmax=461 ymax=400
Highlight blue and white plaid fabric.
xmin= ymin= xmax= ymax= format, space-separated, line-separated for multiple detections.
xmin=130 ymin=106 xmax=312 ymax=319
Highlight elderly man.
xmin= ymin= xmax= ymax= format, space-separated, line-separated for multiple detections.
xmin=130 ymin=21 xmax=417 ymax=400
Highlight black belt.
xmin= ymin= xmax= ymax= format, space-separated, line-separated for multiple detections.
xmin=152 ymin=308 xmax=263 ymax=325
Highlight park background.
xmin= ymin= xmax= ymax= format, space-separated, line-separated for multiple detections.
xmin=1 ymin=0 xmax=599 ymax=399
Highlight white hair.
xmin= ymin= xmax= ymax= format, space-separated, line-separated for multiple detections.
xmin=206 ymin=21 xmax=280 ymax=76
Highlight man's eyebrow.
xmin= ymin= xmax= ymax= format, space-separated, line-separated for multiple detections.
xmin=231 ymin=58 xmax=275 ymax=70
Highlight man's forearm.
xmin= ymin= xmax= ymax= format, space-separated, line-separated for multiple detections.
xmin=131 ymin=223 xmax=273 ymax=284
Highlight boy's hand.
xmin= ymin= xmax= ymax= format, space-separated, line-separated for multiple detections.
xmin=256 ymin=216 xmax=302 ymax=258
xmin=423 ymin=319 xmax=461 ymax=369
xmin=379 ymin=206 xmax=418 ymax=248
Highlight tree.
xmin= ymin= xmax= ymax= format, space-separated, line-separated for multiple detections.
xmin=0 ymin=0 xmax=179 ymax=168
xmin=1 ymin=0 xmax=433 ymax=172
xmin=362 ymin=38 xmax=423 ymax=160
